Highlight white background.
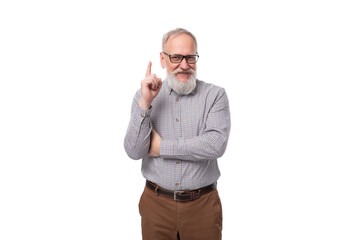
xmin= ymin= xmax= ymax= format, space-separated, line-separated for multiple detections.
xmin=1 ymin=0 xmax=359 ymax=239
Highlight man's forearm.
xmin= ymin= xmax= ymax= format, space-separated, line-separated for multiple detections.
xmin=160 ymin=128 xmax=230 ymax=161
xmin=124 ymin=98 xmax=153 ymax=160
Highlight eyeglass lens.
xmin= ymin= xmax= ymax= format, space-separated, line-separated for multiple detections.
xmin=170 ymin=55 xmax=198 ymax=63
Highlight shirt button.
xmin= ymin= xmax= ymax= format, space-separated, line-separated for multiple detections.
xmin=176 ymin=161 xmax=180 ymax=164
xmin=135 ymin=131 xmax=138 ymax=134
xmin=176 ymin=98 xmax=179 ymax=102
xmin=176 ymin=118 xmax=179 ymax=122
xmin=175 ymin=183 xmax=179 ymax=187
xmin=141 ymin=114 xmax=144 ymax=118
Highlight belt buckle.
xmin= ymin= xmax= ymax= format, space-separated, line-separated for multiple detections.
xmin=174 ymin=191 xmax=184 ymax=200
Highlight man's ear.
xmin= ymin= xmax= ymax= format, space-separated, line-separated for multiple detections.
xmin=160 ymin=52 xmax=165 ymax=69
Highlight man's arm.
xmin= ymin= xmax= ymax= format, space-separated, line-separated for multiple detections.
xmin=123 ymin=93 xmax=153 ymax=160
xmin=124 ymin=61 xmax=162 ymax=160
xmin=157 ymin=88 xmax=231 ymax=161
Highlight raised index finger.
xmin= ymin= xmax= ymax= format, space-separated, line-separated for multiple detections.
xmin=146 ymin=61 xmax=152 ymax=77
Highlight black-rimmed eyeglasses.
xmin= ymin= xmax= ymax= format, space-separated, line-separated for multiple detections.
xmin=162 ymin=52 xmax=199 ymax=64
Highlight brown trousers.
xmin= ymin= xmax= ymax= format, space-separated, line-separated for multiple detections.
xmin=139 ymin=185 xmax=222 ymax=240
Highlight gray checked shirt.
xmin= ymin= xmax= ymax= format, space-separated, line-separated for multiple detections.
xmin=124 ymin=79 xmax=231 ymax=191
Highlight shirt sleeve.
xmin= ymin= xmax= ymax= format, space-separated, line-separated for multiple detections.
xmin=160 ymin=88 xmax=231 ymax=161
xmin=123 ymin=91 xmax=153 ymax=160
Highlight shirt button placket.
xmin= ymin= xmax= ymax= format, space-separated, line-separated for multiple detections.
xmin=175 ymin=97 xmax=180 ymax=123
xmin=174 ymin=96 xmax=182 ymax=189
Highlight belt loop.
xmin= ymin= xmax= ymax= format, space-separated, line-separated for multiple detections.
xmin=155 ymin=186 xmax=159 ymax=195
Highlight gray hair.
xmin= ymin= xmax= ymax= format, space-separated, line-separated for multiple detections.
xmin=162 ymin=28 xmax=198 ymax=52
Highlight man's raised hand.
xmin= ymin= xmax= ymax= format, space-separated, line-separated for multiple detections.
xmin=138 ymin=61 xmax=162 ymax=110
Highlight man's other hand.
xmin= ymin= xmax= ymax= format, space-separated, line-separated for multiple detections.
xmin=138 ymin=61 xmax=162 ymax=110
xmin=148 ymin=128 xmax=162 ymax=157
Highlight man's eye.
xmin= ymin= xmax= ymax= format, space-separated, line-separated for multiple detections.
xmin=171 ymin=56 xmax=182 ymax=61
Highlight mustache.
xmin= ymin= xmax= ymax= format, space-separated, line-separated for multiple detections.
xmin=173 ymin=68 xmax=195 ymax=74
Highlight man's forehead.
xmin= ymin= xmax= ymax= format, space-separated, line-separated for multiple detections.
xmin=165 ymin=34 xmax=196 ymax=52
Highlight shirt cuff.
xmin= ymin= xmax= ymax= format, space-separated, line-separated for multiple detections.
xmin=133 ymin=104 xmax=152 ymax=124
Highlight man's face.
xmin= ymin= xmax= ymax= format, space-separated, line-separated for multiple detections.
xmin=160 ymin=33 xmax=197 ymax=82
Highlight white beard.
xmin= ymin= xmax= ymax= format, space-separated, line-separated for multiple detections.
xmin=167 ymin=68 xmax=197 ymax=95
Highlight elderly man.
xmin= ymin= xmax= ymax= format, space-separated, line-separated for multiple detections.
xmin=124 ymin=28 xmax=231 ymax=240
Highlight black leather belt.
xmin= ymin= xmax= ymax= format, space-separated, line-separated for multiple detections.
xmin=146 ymin=180 xmax=216 ymax=201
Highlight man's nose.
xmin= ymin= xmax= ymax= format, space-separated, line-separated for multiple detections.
xmin=179 ymin=58 xmax=190 ymax=70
